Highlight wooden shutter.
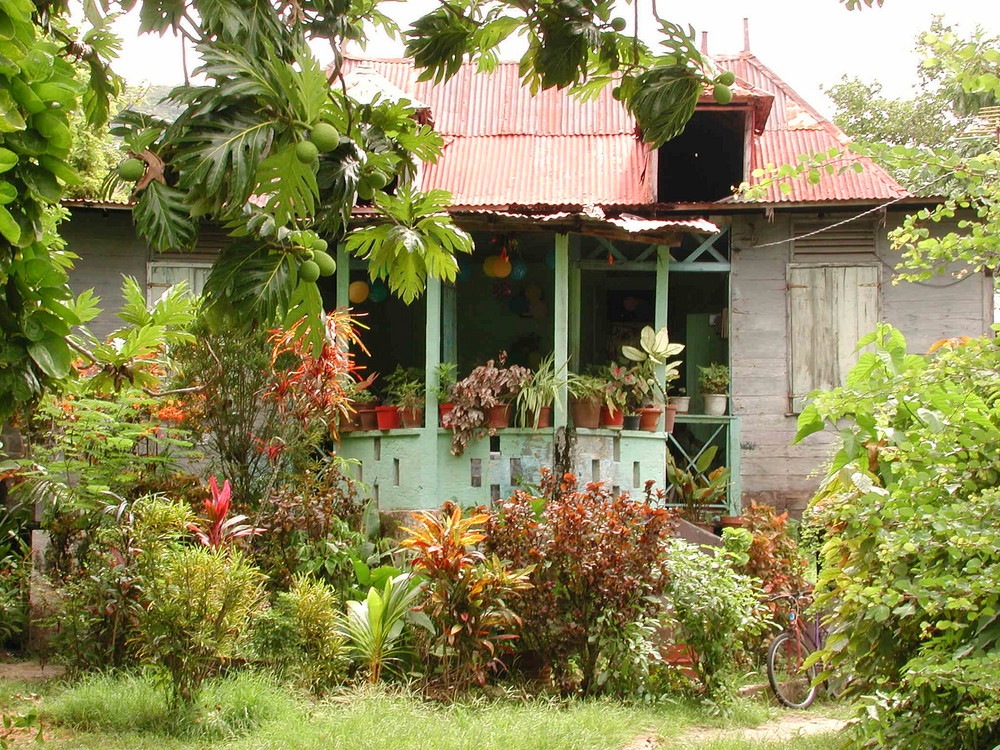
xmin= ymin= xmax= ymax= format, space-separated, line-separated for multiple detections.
xmin=788 ymin=264 xmax=880 ymax=411
xmin=147 ymin=262 xmax=211 ymax=303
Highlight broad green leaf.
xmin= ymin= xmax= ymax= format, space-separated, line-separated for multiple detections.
xmin=27 ymin=333 xmax=72 ymax=378
xmin=0 ymin=204 xmax=20 ymax=243
xmin=133 ymin=180 xmax=197 ymax=250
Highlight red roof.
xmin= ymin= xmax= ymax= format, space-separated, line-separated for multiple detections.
xmin=340 ymin=53 xmax=907 ymax=208
xmin=715 ymin=53 xmax=908 ymax=203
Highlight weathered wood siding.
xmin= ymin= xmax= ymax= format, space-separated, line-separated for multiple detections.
xmin=62 ymin=207 xmax=149 ymax=341
xmin=730 ymin=210 xmax=993 ymax=514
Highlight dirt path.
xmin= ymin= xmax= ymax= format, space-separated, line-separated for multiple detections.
xmin=630 ymin=712 xmax=846 ymax=748
xmin=0 ymin=661 xmax=66 ymax=681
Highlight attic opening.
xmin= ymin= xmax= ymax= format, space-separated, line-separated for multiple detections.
xmin=657 ymin=109 xmax=747 ymax=203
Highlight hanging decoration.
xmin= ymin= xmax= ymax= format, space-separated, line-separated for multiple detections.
xmin=348 ymin=280 xmax=370 ymax=303
xmin=369 ymin=279 xmax=389 ymax=303
xmin=509 ymin=259 xmax=528 ymax=281
xmin=492 ymin=254 xmax=512 ymax=279
xmin=492 ymin=281 xmax=512 ymax=299
xmin=544 ymin=248 xmax=556 ymax=269
xmin=524 ymin=283 xmax=543 ymax=302
xmin=482 ymin=255 xmax=498 ymax=277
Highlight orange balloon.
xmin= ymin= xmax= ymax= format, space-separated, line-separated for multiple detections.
xmin=349 ymin=281 xmax=370 ymax=303
xmin=492 ymin=255 xmax=512 ymax=278
xmin=482 ymin=256 xmax=497 ymax=277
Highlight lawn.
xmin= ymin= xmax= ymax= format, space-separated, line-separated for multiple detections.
xmin=0 ymin=673 xmax=844 ymax=750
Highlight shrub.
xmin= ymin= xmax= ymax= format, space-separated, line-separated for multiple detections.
xmin=137 ymin=546 xmax=265 ymax=705
xmin=798 ymin=326 xmax=1000 ymax=748
xmin=739 ymin=501 xmax=810 ymax=618
xmin=660 ymin=539 xmax=766 ymax=701
xmin=402 ymin=503 xmax=533 ymax=689
xmin=252 ymin=574 xmax=348 ymax=693
xmin=485 ymin=471 xmax=677 ymax=694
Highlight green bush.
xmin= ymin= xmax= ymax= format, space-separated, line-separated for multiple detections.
xmin=137 ymin=546 xmax=265 ymax=705
xmin=252 ymin=574 xmax=349 ymax=693
xmin=661 ymin=540 xmax=766 ymax=701
xmin=799 ymin=326 xmax=1000 ymax=748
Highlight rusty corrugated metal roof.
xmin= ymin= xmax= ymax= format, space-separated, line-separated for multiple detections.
xmin=715 ymin=53 xmax=908 ymax=203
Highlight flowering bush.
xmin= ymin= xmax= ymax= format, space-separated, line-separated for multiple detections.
xmin=485 ymin=470 xmax=677 ymax=694
xmin=445 ymin=353 xmax=531 ymax=455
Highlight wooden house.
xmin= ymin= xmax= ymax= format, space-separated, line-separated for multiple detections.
xmin=64 ymin=48 xmax=995 ymax=516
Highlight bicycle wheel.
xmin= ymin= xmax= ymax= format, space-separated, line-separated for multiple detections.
xmin=766 ymin=631 xmax=818 ymax=709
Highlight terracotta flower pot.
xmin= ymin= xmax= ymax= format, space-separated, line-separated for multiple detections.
xmin=439 ymin=402 xmax=455 ymax=426
xmin=570 ymin=398 xmax=600 ymax=429
xmin=358 ymin=407 xmax=378 ymax=431
xmin=339 ymin=409 xmax=360 ymax=434
xmin=375 ymin=405 xmax=401 ymax=430
xmin=719 ymin=515 xmax=745 ymax=529
xmin=400 ymin=407 xmax=424 ymax=428
xmin=663 ymin=403 xmax=678 ymax=433
xmin=600 ymin=406 xmax=623 ymax=429
xmin=485 ymin=403 xmax=511 ymax=428
xmin=528 ymin=406 xmax=552 ymax=429
xmin=623 ymin=414 xmax=641 ymax=430
xmin=638 ymin=406 xmax=662 ymax=432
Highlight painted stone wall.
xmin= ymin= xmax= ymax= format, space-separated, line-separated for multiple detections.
xmin=729 ymin=210 xmax=993 ymax=515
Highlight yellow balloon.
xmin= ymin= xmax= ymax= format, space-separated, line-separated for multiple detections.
xmin=482 ymin=256 xmax=497 ymax=277
xmin=349 ymin=281 xmax=370 ymax=304
xmin=492 ymin=256 xmax=512 ymax=278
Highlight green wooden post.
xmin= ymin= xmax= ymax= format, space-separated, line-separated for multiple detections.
xmin=553 ymin=234 xmax=570 ymax=428
xmin=424 ymin=276 xmax=442 ymax=418
xmin=442 ymin=283 xmax=457 ymax=367
xmin=654 ymin=245 xmax=670 ymax=392
xmin=568 ymin=235 xmax=581 ymax=370
xmin=336 ymin=243 xmax=349 ymax=310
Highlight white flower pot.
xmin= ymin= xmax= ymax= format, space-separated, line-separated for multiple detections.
xmin=668 ymin=396 xmax=691 ymax=414
xmin=702 ymin=394 xmax=728 ymax=416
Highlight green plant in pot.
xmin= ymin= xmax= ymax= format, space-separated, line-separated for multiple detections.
xmin=347 ymin=378 xmax=379 ymax=431
xmin=600 ymin=364 xmax=632 ymax=428
xmin=446 ymin=353 xmax=531 ymax=455
xmin=622 ymin=326 xmax=685 ymax=431
xmin=666 ymin=445 xmax=730 ymax=528
xmin=567 ymin=372 xmax=607 ymax=429
xmin=516 ymin=353 xmax=566 ymax=428
xmin=698 ymin=363 xmax=729 ymax=416
xmin=385 ymin=366 xmax=425 ymax=428
xmin=436 ymin=362 xmax=458 ymax=426
xmin=668 ymin=386 xmax=690 ymax=414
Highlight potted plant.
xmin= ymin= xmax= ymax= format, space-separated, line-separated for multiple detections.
xmin=665 ymin=445 xmax=730 ymax=531
xmin=350 ymin=386 xmax=379 ymax=431
xmin=515 ymin=353 xmax=565 ymax=428
xmin=622 ymin=326 xmax=685 ymax=433
xmin=601 ymin=364 xmax=632 ymax=429
xmin=385 ymin=366 xmax=425 ymax=428
xmin=567 ymin=372 xmax=606 ymax=429
xmin=668 ymin=386 xmax=690 ymax=415
xmin=698 ymin=363 xmax=729 ymax=416
xmin=446 ymin=353 xmax=531 ymax=455
xmin=436 ymin=362 xmax=458 ymax=426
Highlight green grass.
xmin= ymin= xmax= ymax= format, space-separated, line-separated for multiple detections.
xmin=4 ymin=673 xmax=846 ymax=750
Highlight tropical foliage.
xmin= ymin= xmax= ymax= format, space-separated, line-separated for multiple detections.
xmin=798 ymin=325 xmax=1000 ymax=749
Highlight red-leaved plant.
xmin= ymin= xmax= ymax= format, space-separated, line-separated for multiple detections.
xmin=485 ymin=470 xmax=677 ymax=694
xmin=401 ymin=502 xmax=533 ymax=690
xmin=189 ymin=477 xmax=265 ymax=549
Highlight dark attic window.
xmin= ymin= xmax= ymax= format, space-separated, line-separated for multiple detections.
xmin=657 ymin=109 xmax=747 ymax=203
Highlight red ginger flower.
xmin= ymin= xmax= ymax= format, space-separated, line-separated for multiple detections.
xmin=188 ymin=476 xmax=265 ymax=548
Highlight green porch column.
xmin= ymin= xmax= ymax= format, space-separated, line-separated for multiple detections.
xmin=568 ymin=235 xmax=581 ymax=370
xmin=336 ymin=243 xmax=349 ymax=310
xmin=424 ymin=276 xmax=442 ymax=417
xmin=654 ymin=245 xmax=670 ymax=390
xmin=553 ymin=234 xmax=570 ymax=428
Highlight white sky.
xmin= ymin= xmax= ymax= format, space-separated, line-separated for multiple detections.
xmin=105 ymin=0 xmax=1000 ymax=116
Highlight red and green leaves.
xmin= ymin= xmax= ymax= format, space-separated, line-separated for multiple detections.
xmin=188 ymin=476 xmax=265 ymax=549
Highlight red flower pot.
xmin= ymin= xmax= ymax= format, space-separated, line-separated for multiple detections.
xmin=400 ymin=407 xmax=424 ymax=428
xmin=375 ymin=405 xmax=401 ymax=430
xmin=571 ymin=398 xmax=601 ymax=429
xmin=663 ymin=403 xmax=678 ymax=433
xmin=527 ymin=406 xmax=552 ymax=429
xmin=358 ymin=407 xmax=378 ymax=431
xmin=439 ymin=402 xmax=455 ymax=426
xmin=638 ymin=407 xmax=662 ymax=432
xmin=600 ymin=406 xmax=623 ymax=429
xmin=485 ymin=404 xmax=512 ymax=428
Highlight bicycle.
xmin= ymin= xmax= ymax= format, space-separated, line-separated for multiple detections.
xmin=764 ymin=590 xmax=822 ymax=709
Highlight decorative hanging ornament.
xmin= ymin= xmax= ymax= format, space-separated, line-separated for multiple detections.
xmin=492 ymin=255 xmax=512 ymax=279
xmin=348 ymin=280 xmax=370 ymax=304
xmin=544 ymin=249 xmax=556 ymax=269
xmin=509 ymin=259 xmax=528 ymax=281
xmin=369 ymin=279 xmax=389 ymax=303
xmin=482 ymin=256 xmax=497 ymax=277
xmin=524 ymin=283 xmax=543 ymax=302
